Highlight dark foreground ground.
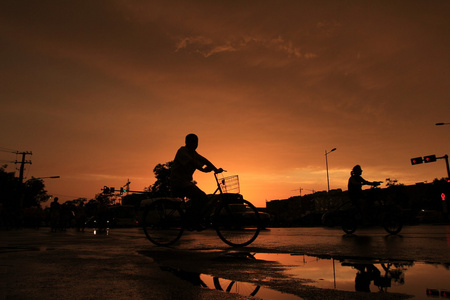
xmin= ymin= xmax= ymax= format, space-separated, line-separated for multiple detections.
xmin=2 ymin=226 xmax=445 ymax=299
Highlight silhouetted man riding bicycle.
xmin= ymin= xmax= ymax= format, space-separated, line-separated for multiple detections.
xmin=170 ymin=133 xmax=222 ymax=230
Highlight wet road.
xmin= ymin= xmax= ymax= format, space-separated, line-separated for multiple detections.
xmin=1 ymin=225 xmax=449 ymax=299
xmin=172 ymin=225 xmax=450 ymax=264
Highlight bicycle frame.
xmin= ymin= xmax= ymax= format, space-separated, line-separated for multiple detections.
xmin=142 ymin=170 xmax=261 ymax=247
xmin=213 ymin=172 xmax=224 ymax=195
xmin=325 ymin=197 xmax=402 ymax=235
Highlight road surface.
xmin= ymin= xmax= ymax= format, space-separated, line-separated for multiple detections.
xmin=1 ymin=225 xmax=449 ymax=299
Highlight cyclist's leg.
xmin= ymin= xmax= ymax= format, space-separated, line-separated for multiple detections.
xmin=186 ymin=185 xmax=208 ymax=218
xmin=174 ymin=184 xmax=208 ymax=227
xmin=358 ymin=197 xmax=372 ymax=225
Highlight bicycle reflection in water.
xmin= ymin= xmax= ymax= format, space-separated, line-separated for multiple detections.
xmin=342 ymin=260 xmax=410 ymax=293
xmin=160 ymin=266 xmax=261 ymax=297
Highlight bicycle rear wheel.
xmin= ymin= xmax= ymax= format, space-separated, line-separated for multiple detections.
xmin=382 ymin=212 xmax=402 ymax=235
xmin=142 ymin=199 xmax=184 ymax=246
xmin=214 ymin=199 xmax=261 ymax=247
xmin=340 ymin=204 xmax=358 ymax=234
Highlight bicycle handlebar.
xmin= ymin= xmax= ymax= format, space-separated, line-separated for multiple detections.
xmin=215 ymin=168 xmax=225 ymax=174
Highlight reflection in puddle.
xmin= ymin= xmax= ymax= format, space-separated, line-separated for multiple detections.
xmin=256 ymin=253 xmax=450 ymax=298
xmin=158 ymin=252 xmax=449 ymax=299
xmin=161 ymin=266 xmax=302 ymax=300
xmin=200 ymin=274 xmax=302 ymax=300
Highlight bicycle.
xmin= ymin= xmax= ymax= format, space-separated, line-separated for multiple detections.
xmin=141 ymin=171 xmax=261 ymax=247
xmin=322 ymin=187 xmax=403 ymax=235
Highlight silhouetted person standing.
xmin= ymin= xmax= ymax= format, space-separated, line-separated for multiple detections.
xmin=348 ymin=165 xmax=380 ymax=222
xmin=50 ymin=197 xmax=60 ymax=232
xmin=170 ymin=133 xmax=222 ymax=229
xmin=75 ymin=202 xmax=87 ymax=232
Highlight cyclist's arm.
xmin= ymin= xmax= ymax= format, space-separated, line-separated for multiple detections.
xmin=175 ymin=147 xmax=205 ymax=171
xmin=361 ymin=177 xmax=381 ymax=187
xmin=351 ymin=175 xmax=376 ymax=187
xmin=195 ymin=153 xmax=220 ymax=173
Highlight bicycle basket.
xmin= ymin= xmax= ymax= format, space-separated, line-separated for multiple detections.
xmin=219 ymin=175 xmax=240 ymax=194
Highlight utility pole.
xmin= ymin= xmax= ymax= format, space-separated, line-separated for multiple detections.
xmin=441 ymin=155 xmax=449 ymax=179
xmin=14 ymin=151 xmax=32 ymax=210
xmin=15 ymin=151 xmax=32 ymax=183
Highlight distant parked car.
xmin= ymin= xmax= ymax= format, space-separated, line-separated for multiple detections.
xmin=108 ymin=205 xmax=139 ymax=227
xmin=85 ymin=216 xmax=110 ymax=229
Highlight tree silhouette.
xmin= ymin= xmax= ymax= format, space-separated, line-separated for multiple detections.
xmin=0 ymin=165 xmax=20 ymax=206
xmin=145 ymin=161 xmax=173 ymax=197
xmin=23 ymin=177 xmax=51 ymax=207
xmin=0 ymin=165 xmax=50 ymax=208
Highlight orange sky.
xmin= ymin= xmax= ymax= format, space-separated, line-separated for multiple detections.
xmin=1 ymin=1 xmax=450 ymax=208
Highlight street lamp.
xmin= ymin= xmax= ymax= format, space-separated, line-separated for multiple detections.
xmin=325 ymin=148 xmax=337 ymax=192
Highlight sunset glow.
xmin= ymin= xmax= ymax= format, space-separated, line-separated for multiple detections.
xmin=1 ymin=1 xmax=449 ymax=207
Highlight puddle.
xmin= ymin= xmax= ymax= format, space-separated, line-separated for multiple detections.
xmin=256 ymin=253 xmax=450 ymax=298
xmin=157 ymin=251 xmax=449 ymax=299
xmin=161 ymin=266 xmax=303 ymax=299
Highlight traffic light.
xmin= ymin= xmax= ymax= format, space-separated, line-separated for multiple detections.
xmin=103 ymin=186 xmax=110 ymax=194
xmin=427 ymin=289 xmax=439 ymax=296
xmin=411 ymin=157 xmax=423 ymax=165
xmin=424 ymin=154 xmax=437 ymax=163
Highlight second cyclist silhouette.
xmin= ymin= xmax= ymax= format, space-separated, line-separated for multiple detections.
xmin=348 ymin=165 xmax=381 ymax=224
xmin=170 ymin=133 xmax=223 ymax=230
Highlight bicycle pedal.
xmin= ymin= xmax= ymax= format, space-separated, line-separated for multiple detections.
xmin=194 ymin=224 xmax=207 ymax=231
xmin=185 ymin=223 xmax=207 ymax=231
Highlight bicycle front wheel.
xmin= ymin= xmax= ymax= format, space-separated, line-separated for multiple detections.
xmin=214 ymin=199 xmax=261 ymax=247
xmin=341 ymin=216 xmax=357 ymax=234
xmin=142 ymin=199 xmax=184 ymax=246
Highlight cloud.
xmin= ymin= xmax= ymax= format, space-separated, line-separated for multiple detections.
xmin=175 ymin=34 xmax=318 ymax=63
xmin=175 ymin=36 xmax=236 ymax=57
xmin=1 ymin=0 xmax=450 ymax=205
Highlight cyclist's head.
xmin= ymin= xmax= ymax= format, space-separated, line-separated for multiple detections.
xmin=352 ymin=165 xmax=362 ymax=175
xmin=185 ymin=133 xmax=198 ymax=151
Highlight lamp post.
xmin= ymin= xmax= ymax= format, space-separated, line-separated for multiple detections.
xmin=325 ymin=148 xmax=337 ymax=192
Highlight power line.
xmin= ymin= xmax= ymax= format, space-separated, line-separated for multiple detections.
xmin=0 ymin=160 xmax=15 ymax=163
xmin=0 ymin=147 xmax=18 ymax=153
